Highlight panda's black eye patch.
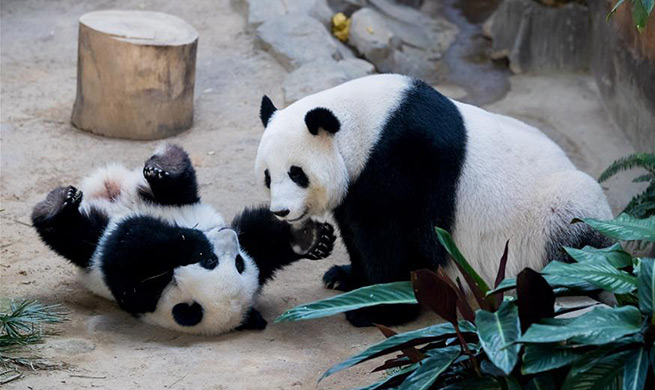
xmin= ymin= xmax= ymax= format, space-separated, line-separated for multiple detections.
xmin=264 ymin=169 xmax=271 ymax=189
xmin=288 ymin=166 xmax=309 ymax=188
xmin=235 ymin=254 xmax=245 ymax=274
xmin=200 ymin=254 xmax=218 ymax=270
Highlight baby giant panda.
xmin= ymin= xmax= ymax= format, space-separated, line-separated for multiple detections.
xmin=32 ymin=144 xmax=335 ymax=335
xmin=255 ymin=74 xmax=612 ymax=327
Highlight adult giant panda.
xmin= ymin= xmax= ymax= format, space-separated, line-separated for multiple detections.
xmin=32 ymin=144 xmax=335 ymax=335
xmin=254 ymin=74 xmax=612 ymax=327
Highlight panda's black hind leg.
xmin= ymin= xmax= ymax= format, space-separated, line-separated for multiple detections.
xmin=142 ymin=144 xmax=200 ymax=206
xmin=236 ymin=307 xmax=267 ymax=331
xmin=32 ymin=186 xmax=82 ymax=220
xmin=31 ymin=186 xmax=108 ymax=268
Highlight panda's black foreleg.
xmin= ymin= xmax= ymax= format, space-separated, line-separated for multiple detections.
xmin=231 ymin=206 xmax=336 ymax=285
xmin=235 ymin=307 xmax=267 ymax=331
xmin=101 ymin=219 xmax=216 ymax=316
xmin=327 ymin=220 xmax=421 ymax=328
xmin=141 ymin=144 xmax=200 ymax=206
xmin=31 ymin=186 xmax=108 ymax=268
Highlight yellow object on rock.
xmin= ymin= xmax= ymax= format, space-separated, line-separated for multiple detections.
xmin=332 ymin=12 xmax=351 ymax=42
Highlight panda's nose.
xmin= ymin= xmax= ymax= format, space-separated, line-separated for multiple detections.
xmin=271 ymin=209 xmax=290 ymax=218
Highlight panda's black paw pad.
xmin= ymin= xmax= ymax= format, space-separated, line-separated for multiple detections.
xmin=306 ymin=223 xmax=336 ymax=260
xmin=143 ymin=165 xmax=170 ymax=182
xmin=323 ymin=264 xmax=352 ymax=291
xmin=144 ymin=144 xmax=191 ymax=184
xmin=62 ymin=186 xmax=83 ymax=210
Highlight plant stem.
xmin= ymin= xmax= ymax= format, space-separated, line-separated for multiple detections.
xmin=454 ymin=322 xmax=481 ymax=377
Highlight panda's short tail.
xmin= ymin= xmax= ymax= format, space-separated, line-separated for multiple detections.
xmin=545 ymin=222 xmax=614 ymax=263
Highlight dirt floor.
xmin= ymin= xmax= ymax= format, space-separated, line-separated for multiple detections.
xmin=0 ymin=1 xmax=643 ymax=389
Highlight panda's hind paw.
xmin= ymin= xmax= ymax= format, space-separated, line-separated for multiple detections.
xmin=63 ymin=186 xmax=83 ymax=209
xmin=143 ymin=165 xmax=169 ymax=181
xmin=143 ymin=144 xmax=191 ymax=185
xmin=32 ymin=186 xmax=82 ymax=225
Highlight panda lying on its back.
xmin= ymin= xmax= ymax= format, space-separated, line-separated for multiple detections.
xmin=255 ymin=74 xmax=613 ymax=327
xmin=32 ymin=144 xmax=335 ymax=335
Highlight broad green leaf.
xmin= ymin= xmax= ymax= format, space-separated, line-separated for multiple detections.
xmin=623 ymin=347 xmax=649 ymax=390
xmin=541 ymin=261 xmax=637 ymax=294
xmin=393 ymin=346 xmax=459 ymax=390
xmin=575 ymin=214 xmax=655 ymax=242
xmin=522 ymin=344 xmax=587 ymax=374
xmin=489 ymin=277 xmax=517 ymax=295
xmin=476 ymin=301 xmax=521 ymax=375
xmin=637 ymin=258 xmax=654 ymax=318
xmin=350 ymin=363 xmax=419 ymax=390
xmin=525 ymin=373 xmax=557 ymax=390
xmin=633 ymin=0 xmax=649 ymax=32
xmin=502 ymin=376 xmax=521 ymax=390
xmin=561 ymin=350 xmax=630 ymax=390
xmin=435 ymin=227 xmax=490 ymax=294
xmin=320 ymin=322 xmax=471 ymax=381
xmin=275 ymin=282 xmax=416 ymax=323
xmin=519 ymin=306 xmax=642 ymax=345
xmin=488 ymin=266 xmax=598 ymax=296
xmin=564 ymin=243 xmax=632 ymax=268
xmin=642 ymin=0 xmax=654 ymax=14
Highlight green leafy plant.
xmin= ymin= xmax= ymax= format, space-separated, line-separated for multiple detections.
xmin=0 ymin=299 xmax=67 ymax=384
xmin=608 ymin=1 xmax=654 ymax=32
xmin=276 ymin=214 xmax=655 ymax=389
xmin=599 ymin=153 xmax=655 ymax=219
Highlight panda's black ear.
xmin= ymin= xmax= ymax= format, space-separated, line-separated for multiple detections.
xmin=260 ymin=95 xmax=277 ymax=128
xmin=305 ymin=107 xmax=340 ymax=136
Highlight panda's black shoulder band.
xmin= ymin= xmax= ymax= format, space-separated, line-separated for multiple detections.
xmin=305 ymin=107 xmax=340 ymax=135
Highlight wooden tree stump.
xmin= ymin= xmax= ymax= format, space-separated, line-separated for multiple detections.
xmin=71 ymin=10 xmax=198 ymax=140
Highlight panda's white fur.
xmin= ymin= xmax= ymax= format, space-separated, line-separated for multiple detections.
xmin=77 ymin=164 xmax=260 ymax=335
xmin=256 ymin=74 xmax=612 ymax=309
xmin=446 ymin=101 xmax=611 ymax=283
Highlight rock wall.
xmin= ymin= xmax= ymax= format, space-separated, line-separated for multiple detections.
xmin=488 ymin=0 xmax=590 ymax=73
xmin=589 ymin=0 xmax=655 ymax=153
xmin=237 ymin=0 xmax=457 ymax=104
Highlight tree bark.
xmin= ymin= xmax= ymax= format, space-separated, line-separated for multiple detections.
xmin=71 ymin=10 xmax=198 ymax=140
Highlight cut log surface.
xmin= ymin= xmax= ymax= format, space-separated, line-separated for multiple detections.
xmin=71 ymin=10 xmax=198 ymax=140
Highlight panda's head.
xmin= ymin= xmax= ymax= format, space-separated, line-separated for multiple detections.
xmin=119 ymin=222 xmax=259 ymax=335
xmin=254 ymin=96 xmax=349 ymax=224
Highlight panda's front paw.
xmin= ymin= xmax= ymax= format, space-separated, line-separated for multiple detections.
xmin=290 ymin=220 xmax=336 ymax=260
xmin=323 ymin=264 xmax=353 ymax=291
xmin=305 ymin=222 xmax=336 ymax=260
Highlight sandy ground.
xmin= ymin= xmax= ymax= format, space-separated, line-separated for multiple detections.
xmin=0 ymin=0 xmax=642 ymax=389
